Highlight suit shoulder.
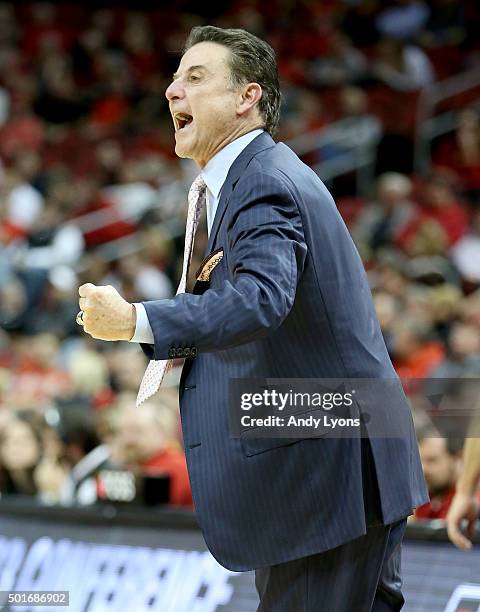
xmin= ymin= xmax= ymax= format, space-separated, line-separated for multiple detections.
xmin=238 ymin=146 xmax=296 ymax=193
xmin=247 ymin=142 xmax=316 ymax=188
xmin=240 ymin=143 xmax=334 ymax=211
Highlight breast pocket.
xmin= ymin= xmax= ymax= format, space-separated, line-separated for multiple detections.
xmin=193 ymin=247 xmax=226 ymax=292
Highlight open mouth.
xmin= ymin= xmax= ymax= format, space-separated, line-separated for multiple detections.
xmin=173 ymin=112 xmax=194 ymax=132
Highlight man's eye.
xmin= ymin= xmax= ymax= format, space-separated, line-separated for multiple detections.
xmin=188 ymin=75 xmax=200 ymax=82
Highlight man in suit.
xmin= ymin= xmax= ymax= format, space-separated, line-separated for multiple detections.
xmin=78 ymin=26 xmax=428 ymax=611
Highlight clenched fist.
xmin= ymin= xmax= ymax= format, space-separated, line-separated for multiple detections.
xmin=78 ymin=283 xmax=136 ymax=341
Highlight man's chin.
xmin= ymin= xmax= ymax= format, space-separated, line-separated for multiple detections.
xmin=174 ymin=142 xmax=193 ymax=159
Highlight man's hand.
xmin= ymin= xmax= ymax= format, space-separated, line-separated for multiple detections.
xmin=78 ymin=283 xmax=136 ymax=341
xmin=446 ymin=492 xmax=479 ymax=550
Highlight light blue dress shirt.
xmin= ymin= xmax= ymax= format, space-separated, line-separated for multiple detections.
xmin=130 ymin=128 xmax=264 ymax=344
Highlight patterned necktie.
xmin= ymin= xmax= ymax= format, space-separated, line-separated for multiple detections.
xmin=136 ymin=175 xmax=206 ymax=407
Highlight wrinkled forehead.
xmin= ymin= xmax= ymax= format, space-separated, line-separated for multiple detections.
xmin=177 ymin=41 xmax=232 ymax=77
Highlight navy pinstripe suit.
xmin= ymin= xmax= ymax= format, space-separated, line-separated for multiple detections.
xmin=141 ymin=132 xmax=427 ymax=604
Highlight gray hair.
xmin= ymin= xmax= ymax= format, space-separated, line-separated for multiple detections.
xmin=184 ymin=26 xmax=281 ymax=136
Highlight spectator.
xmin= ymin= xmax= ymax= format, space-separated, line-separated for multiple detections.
xmin=434 ymin=108 xmax=480 ymax=201
xmin=451 ymin=209 xmax=480 ymax=283
xmin=110 ymin=400 xmax=193 ymax=508
xmin=67 ymin=346 xmax=110 ymax=398
xmin=309 ymin=33 xmax=368 ymax=87
xmin=3 ymin=333 xmax=72 ymax=409
xmin=415 ymin=431 xmax=463 ymax=520
xmin=24 ymin=266 xmax=80 ymax=337
xmin=114 ymin=253 xmax=173 ymax=301
xmin=318 ymin=87 xmax=382 ymax=166
xmin=457 ymin=290 xmax=480 ymax=338
xmin=57 ymin=407 xmax=110 ymax=506
xmin=102 ymin=162 xmax=156 ymax=217
xmin=404 ymin=173 xmax=468 ymax=251
xmin=20 ymin=203 xmax=85 ymax=271
xmin=423 ymin=172 xmax=469 ymax=238
xmin=0 ymin=167 xmax=44 ymax=242
xmin=397 ymin=172 xmax=469 ymax=253
xmin=430 ymin=322 xmax=480 ymax=378
xmin=391 ymin=318 xmax=445 ymax=378
xmin=0 ymin=104 xmax=45 ymax=160
xmin=373 ymin=290 xmax=399 ymax=355
xmin=426 ymin=283 xmax=463 ymax=343
xmin=278 ymin=88 xmax=327 ymax=142
xmin=335 ymin=86 xmax=382 ymax=148
xmin=403 ymin=285 xmax=436 ymax=327
xmin=0 ymin=276 xmax=29 ymax=332
xmin=106 ymin=345 xmax=148 ymax=394
xmin=372 ymin=38 xmax=435 ymax=91
xmin=352 ymin=172 xmax=417 ymax=259
xmin=0 ymin=411 xmax=63 ymax=498
xmin=33 ymin=60 xmax=89 ymax=124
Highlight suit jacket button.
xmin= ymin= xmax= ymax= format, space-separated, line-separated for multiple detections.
xmin=168 ymin=348 xmax=176 ymax=359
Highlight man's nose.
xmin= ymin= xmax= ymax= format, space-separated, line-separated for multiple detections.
xmin=165 ymin=79 xmax=184 ymax=102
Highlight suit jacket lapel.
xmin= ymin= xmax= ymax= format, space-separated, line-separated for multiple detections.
xmin=205 ymin=132 xmax=276 ymax=255
xmin=182 ymin=133 xmax=275 ymax=391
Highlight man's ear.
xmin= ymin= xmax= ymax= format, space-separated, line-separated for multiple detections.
xmin=237 ymin=82 xmax=262 ymax=116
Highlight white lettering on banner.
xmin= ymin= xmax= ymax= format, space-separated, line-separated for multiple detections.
xmin=15 ymin=537 xmax=56 ymax=595
xmin=51 ymin=541 xmax=91 ymax=611
xmin=98 ymin=545 xmax=138 ymax=611
xmin=146 ymin=549 xmax=191 ymax=611
xmin=75 ymin=543 xmax=127 ymax=612
xmin=190 ymin=554 xmax=235 ymax=612
xmin=0 ymin=536 xmax=236 ymax=612
xmin=118 ymin=546 xmax=160 ymax=612
xmin=39 ymin=539 xmax=74 ymax=598
xmin=168 ymin=551 xmax=207 ymax=611
xmin=0 ymin=537 xmax=26 ymax=592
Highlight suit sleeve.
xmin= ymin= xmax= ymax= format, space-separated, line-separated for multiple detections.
xmin=141 ymin=171 xmax=307 ymax=359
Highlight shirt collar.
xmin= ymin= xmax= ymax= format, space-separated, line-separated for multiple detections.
xmin=201 ymin=129 xmax=264 ymax=199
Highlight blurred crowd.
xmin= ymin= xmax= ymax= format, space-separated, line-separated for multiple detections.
xmin=0 ymin=1 xmax=480 ymax=518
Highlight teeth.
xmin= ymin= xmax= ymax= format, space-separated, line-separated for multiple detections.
xmin=173 ymin=112 xmax=193 ymax=131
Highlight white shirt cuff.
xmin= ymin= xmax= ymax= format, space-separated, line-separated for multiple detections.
xmin=129 ymin=303 xmax=154 ymax=344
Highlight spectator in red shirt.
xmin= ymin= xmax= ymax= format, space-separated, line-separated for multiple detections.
xmin=392 ymin=318 xmax=445 ymax=379
xmin=415 ymin=431 xmax=463 ymax=520
xmin=110 ymin=399 xmax=193 ymax=508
